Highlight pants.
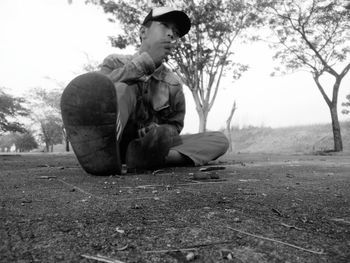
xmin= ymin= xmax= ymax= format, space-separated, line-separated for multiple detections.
xmin=115 ymin=82 xmax=229 ymax=166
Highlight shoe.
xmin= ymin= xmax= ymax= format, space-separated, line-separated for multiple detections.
xmin=126 ymin=126 xmax=181 ymax=171
xmin=60 ymin=72 xmax=122 ymax=175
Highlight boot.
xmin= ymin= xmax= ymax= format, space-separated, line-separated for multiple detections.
xmin=60 ymin=72 xmax=122 ymax=175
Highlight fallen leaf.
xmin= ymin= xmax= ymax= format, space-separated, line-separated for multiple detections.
xmin=272 ymin=208 xmax=284 ymax=217
xmin=221 ymin=249 xmax=234 ymax=260
xmin=115 ymin=227 xmax=125 ymax=234
xmin=233 ymin=217 xmax=242 ymax=223
xmin=116 ymin=244 xmax=128 ymax=251
xmin=286 ymin=173 xmax=294 ymax=178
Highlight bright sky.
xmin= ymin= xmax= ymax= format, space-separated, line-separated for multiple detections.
xmin=0 ymin=0 xmax=349 ymax=134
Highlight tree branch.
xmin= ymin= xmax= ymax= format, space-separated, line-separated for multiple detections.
xmin=313 ymin=72 xmax=332 ymax=107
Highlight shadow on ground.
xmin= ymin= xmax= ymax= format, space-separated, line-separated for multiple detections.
xmin=0 ymin=152 xmax=349 ymax=262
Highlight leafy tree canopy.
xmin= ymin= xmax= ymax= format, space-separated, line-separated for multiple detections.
xmin=0 ymin=89 xmax=28 ymax=134
xmin=261 ymin=0 xmax=350 ymax=76
xmin=26 ymin=87 xmax=64 ymax=151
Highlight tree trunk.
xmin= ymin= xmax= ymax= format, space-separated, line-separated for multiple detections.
xmin=45 ymin=143 xmax=49 ymax=152
xmin=313 ymin=74 xmax=343 ymax=152
xmin=226 ymin=101 xmax=237 ymax=152
xmin=329 ymin=105 xmax=343 ymax=152
xmin=65 ymin=139 xmax=70 ymax=152
xmin=62 ymin=127 xmax=70 ymax=152
xmin=50 ymin=144 xmax=54 ymax=152
xmin=198 ymin=110 xmax=208 ymax=133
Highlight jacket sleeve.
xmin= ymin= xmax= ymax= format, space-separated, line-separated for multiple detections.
xmin=99 ymin=52 xmax=156 ymax=84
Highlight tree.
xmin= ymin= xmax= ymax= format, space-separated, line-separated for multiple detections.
xmin=13 ymin=132 xmax=38 ymax=152
xmin=0 ymin=89 xmax=28 ymax=134
xmin=0 ymin=133 xmax=16 ymax=152
xmin=342 ymin=94 xmax=350 ymax=115
xmin=27 ymin=88 xmax=63 ymax=152
xmin=39 ymin=115 xmax=63 ymax=152
xmin=43 ymin=53 xmax=100 ymax=152
xmin=261 ymin=0 xmax=350 ymax=152
xmin=87 ymin=0 xmax=259 ymax=131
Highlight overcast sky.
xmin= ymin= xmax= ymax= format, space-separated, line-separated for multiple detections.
xmin=0 ymin=0 xmax=349 ymax=133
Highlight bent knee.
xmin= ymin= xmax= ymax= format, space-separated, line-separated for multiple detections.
xmin=206 ymin=131 xmax=230 ymax=154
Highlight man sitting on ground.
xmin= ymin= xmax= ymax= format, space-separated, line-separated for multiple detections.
xmin=61 ymin=7 xmax=229 ymax=175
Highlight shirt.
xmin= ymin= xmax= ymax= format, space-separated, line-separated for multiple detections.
xmin=99 ymin=52 xmax=186 ymax=134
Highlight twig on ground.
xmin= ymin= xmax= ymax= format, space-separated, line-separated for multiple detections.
xmin=199 ymin=166 xmax=226 ymax=172
xmin=118 ymin=181 xmax=228 ymax=190
xmin=145 ymin=248 xmax=197 ymax=254
xmin=226 ymin=226 xmax=324 ymax=255
xmin=271 ymin=208 xmax=284 ymax=217
xmin=176 ymin=180 xmax=228 ymax=187
xmin=280 ymin=223 xmax=303 ymax=231
xmin=81 ymin=254 xmax=125 ymax=263
xmin=57 ymin=179 xmax=105 ymax=200
xmin=58 ymin=179 xmax=157 ymax=203
xmin=116 ymin=244 xmax=129 ymax=251
xmin=330 ymin=218 xmax=350 ymax=224
xmin=145 ymin=239 xmax=242 ymax=254
xmin=35 ymin=175 xmax=57 ymax=179
xmin=152 ymin=169 xmax=165 ymax=175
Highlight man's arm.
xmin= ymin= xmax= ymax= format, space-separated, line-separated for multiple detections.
xmin=99 ymin=53 xmax=156 ymax=84
xmin=100 ymin=39 xmax=175 ymax=84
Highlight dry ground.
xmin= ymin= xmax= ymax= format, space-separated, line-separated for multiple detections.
xmin=0 ymin=152 xmax=349 ymax=262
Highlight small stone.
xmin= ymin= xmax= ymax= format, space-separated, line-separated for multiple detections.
xmin=186 ymin=252 xmax=196 ymax=261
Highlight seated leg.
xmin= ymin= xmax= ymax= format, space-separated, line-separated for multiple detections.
xmin=165 ymin=149 xmax=193 ymax=166
xmin=172 ymin=131 xmax=229 ymax=166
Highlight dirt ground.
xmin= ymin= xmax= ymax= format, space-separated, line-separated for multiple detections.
xmin=0 ymin=152 xmax=349 ymax=263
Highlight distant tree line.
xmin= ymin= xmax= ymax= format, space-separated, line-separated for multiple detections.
xmin=0 ymin=88 xmax=63 ymax=152
xmin=0 ymin=132 xmax=38 ymax=152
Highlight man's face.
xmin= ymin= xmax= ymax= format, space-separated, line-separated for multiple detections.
xmin=141 ymin=20 xmax=180 ymax=44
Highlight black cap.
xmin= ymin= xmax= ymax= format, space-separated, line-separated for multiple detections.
xmin=142 ymin=7 xmax=191 ymax=37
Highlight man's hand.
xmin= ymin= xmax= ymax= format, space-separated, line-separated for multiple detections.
xmin=140 ymin=39 xmax=175 ymax=67
xmin=138 ymin=123 xmax=159 ymax=138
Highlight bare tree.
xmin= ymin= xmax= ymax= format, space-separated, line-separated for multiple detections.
xmin=261 ymin=0 xmax=350 ymax=152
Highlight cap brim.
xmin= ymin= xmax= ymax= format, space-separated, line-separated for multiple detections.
xmin=152 ymin=10 xmax=191 ymax=37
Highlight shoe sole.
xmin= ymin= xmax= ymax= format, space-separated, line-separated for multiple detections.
xmin=60 ymin=72 xmax=121 ymax=175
